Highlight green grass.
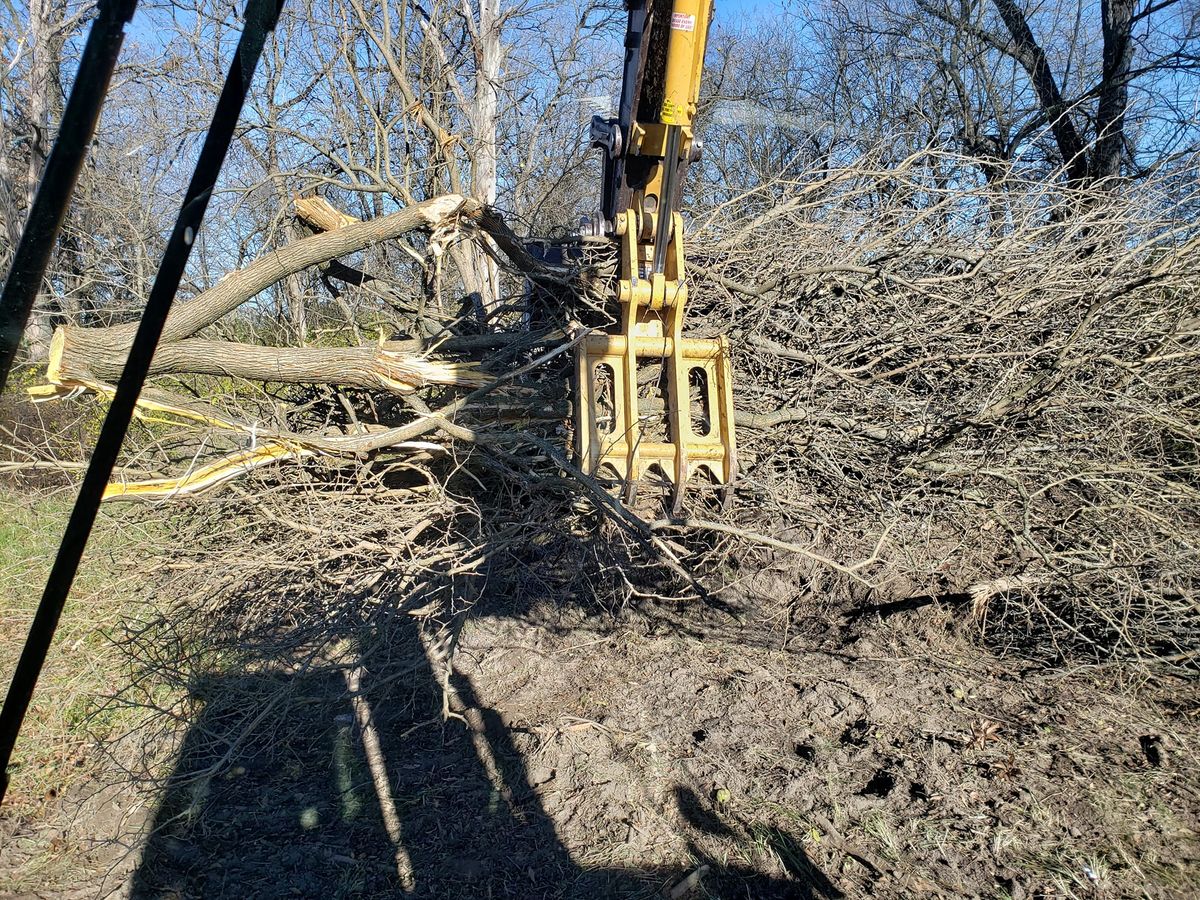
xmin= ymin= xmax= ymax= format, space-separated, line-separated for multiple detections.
xmin=0 ymin=486 xmax=149 ymax=818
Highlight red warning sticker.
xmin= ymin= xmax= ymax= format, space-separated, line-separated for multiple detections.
xmin=671 ymin=12 xmax=695 ymax=31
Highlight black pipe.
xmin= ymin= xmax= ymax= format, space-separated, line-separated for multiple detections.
xmin=0 ymin=0 xmax=284 ymax=806
xmin=0 ymin=0 xmax=139 ymax=396
xmin=651 ymin=124 xmax=682 ymax=275
xmin=600 ymin=0 xmax=649 ymax=224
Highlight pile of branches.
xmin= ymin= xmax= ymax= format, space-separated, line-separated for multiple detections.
xmin=18 ymin=151 xmax=1199 ymax=694
xmin=689 ymin=149 xmax=1200 ymax=666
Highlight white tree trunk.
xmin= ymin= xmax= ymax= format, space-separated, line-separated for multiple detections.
xmin=19 ymin=0 xmax=66 ymax=361
xmin=468 ymin=0 xmax=504 ymax=313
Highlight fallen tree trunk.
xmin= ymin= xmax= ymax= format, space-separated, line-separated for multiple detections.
xmin=45 ymin=193 xmax=569 ymax=397
xmin=157 ymin=195 xmax=471 ymax=345
xmin=28 ymin=192 xmax=578 ymax=499
xmin=40 ymin=193 xmax=506 ymax=400
xmin=47 ymin=194 xmax=477 ymax=386
xmin=48 ymin=333 xmax=488 ymax=393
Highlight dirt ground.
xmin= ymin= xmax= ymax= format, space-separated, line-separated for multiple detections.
xmin=2 ymin=588 xmax=1197 ymax=900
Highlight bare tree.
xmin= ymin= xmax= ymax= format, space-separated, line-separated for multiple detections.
xmin=913 ymin=0 xmax=1197 ymax=184
xmin=0 ymin=0 xmax=86 ymax=358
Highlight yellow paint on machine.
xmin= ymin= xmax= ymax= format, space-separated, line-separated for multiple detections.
xmin=658 ymin=0 xmax=712 ymax=128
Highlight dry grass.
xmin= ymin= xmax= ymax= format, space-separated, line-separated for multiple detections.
xmin=0 ymin=486 xmax=154 ymax=820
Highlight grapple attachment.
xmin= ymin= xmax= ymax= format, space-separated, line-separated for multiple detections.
xmin=575 ymin=206 xmax=736 ymax=513
xmin=576 ymin=325 xmax=736 ymax=513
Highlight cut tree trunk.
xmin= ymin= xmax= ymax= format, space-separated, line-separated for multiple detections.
xmin=30 ymin=192 xmax=573 ymax=500
xmin=48 ymin=332 xmax=487 ymax=393
xmin=47 ymin=194 xmax=478 ymax=387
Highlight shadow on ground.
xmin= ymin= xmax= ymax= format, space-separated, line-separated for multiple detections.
xmin=129 ymin=614 xmax=836 ymax=899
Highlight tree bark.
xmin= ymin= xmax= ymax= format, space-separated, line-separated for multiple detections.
xmin=1095 ymin=0 xmax=1136 ymax=181
xmin=20 ymin=0 xmax=68 ymax=359
xmin=469 ymin=0 xmax=504 ymax=311
xmin=50 ymin=333 xmax=487 ymax=393
xmin=990 ymin=0 xmax=1091 ymax=186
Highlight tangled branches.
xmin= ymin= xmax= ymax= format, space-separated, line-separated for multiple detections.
xmin=20 ymin=151 xmax=1198 ymax=717
xmin=688 ymin=149 xmax=1200 ymax=666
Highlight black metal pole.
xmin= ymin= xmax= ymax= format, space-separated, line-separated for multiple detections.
xmin=0 ymin=0 xmax=284 ymax=806
xmin=0 ymin=0 xmax=139 ymax=396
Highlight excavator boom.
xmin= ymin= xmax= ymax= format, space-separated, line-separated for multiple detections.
xmin=578 ymin=0 xmax=736 ymax=512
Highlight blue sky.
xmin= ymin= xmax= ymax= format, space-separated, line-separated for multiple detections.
xmin=714 ymin=0 xmax=783 ymax=15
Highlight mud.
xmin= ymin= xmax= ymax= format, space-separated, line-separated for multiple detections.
xmin=2 ymin=601 xmax=1198 ymax=899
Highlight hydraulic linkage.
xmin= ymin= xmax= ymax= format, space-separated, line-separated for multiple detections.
xmin=577 ymin=0 xmax=736 ymax=514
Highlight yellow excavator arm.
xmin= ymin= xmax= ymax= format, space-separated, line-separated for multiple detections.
xmin=577 ymin=0 xmax=736 ymax=513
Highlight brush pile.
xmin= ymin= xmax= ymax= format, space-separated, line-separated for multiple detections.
xmin=19 ymin=151 xmax=1200 ymax=676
